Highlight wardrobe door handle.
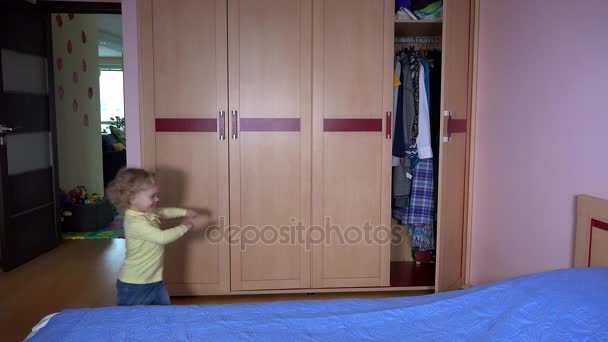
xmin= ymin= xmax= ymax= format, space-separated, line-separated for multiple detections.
xmin=442 ymin=110 xmax=467 ymax=143
xmin=231 ymin=110 xmax=238 ymax=140
xmin=218 ymin=110 xmax=226 ymax=140
xmin=386 ymin=111 xmax=392 ymax=139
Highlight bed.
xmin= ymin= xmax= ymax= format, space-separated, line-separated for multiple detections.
xmin=26 ymin=195 xmax=608 ymax=341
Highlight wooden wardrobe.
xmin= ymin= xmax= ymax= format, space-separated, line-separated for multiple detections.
xmin=137 ymin=0 xmax=473 ymax=295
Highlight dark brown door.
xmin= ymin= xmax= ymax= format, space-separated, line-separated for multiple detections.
xmin=0 ymin=0 xmax=60 ymax=271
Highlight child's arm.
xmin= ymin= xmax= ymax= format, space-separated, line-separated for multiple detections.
xmin=155 ymin=208 xmax=188 ymax=219
xmin=129 ymin=219 xmax=191 ymax=245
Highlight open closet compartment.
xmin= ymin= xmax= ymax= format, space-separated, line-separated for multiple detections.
xmin=389 ymin=0 xmax=473 ymax=292
xmin=389 ymin=1 xmax=444 ymax=289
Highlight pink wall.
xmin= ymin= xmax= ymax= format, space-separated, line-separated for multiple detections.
xmin=470 ymin=0 xmax=608 ymax=285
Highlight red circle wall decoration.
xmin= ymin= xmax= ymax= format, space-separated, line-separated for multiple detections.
xmin=67 ymin=40 xmax=72 ymax=54
xmin=56 ymin=15 xmax=63 ymax=27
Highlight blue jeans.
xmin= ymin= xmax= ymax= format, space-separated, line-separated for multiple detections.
xmin=116 ymin=280 xmax=171 ymax=306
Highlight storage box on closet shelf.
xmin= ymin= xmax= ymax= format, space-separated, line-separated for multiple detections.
xmin=395 ymin=1 xmax=443 ymax=36
xmin=395 ymin=0 xmax=443 ymax=21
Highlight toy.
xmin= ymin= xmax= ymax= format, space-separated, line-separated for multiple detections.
xmin=64 ymin=186 xmax=104 ymax=205
xmin=67 ymin=186 xmax=86 ymax=204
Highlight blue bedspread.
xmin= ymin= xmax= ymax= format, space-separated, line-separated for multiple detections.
xmin=29 ymin=268 xmax=608 ymax=341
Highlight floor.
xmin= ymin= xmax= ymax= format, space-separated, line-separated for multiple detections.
xmin=390 ymin=261 xmax=436 ymax=287
xmin=0 ymin=239 xmax=431 ymax=341
xmin=0 ymin=240 xmax=123 ymax=342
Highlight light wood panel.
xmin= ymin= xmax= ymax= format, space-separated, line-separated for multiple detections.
xmin=435 ymin=0 xmax=474 ymax=292
xmin=156 ymin=133 xmax=229 ymax=294
xmin=151 ymin=0 xmax=218 ymax=117
xmin=312 ymin=0 xmax=393 ymax=288
xmin=238 ymin=133 xmax=303 ymax=290
xmin=138 ymin=0 xmax=230 ymax=295
xmin=380 ymin=0 xmax=395 ymax=289
xmin=589 ymin=228 xmax=608 ymax=267
xmin=323 ymin=0 xmax=384 ymax=116
xmin=237 ymin=1 xmax=301 ymax=118
xmin=574 ymin=195 xmax=608 ymax=268
xmin=138 ymin=0 xmax=156 ymax=170
xmin=322 ymin=134 xmax=382 ymax=285
xmin=394 ymin=20 xmax=442 ymax=37
xmin=229 ymin=0 xmax=312 ymax=291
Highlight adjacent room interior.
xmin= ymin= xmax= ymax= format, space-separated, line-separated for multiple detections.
xmin=50 ymin=12 xmax=125 ymax=240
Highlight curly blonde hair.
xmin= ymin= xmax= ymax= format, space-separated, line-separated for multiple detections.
xmin=106 ymin=168 xmax=156 ymax=211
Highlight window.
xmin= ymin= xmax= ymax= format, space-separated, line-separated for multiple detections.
xmin=99 ymin=69 xmax=124 ymax=133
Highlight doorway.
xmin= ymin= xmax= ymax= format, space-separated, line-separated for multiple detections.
xmin=49 ymin=10 xmax=125 ymax=239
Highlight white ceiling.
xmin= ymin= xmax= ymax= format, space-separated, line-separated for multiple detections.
xmin=97 ymin=14 xmax=122 ymax=57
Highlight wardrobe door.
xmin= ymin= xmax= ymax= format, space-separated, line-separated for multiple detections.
xmin=228 ymin=0 xmax=312 ymax=291
xmin=436 ymin=0 xmax=474 ymax=292
xmin=311 ymin=0 xmax=394 ymax=288
xmin=138 ymin=0 xmax=230 ymax=295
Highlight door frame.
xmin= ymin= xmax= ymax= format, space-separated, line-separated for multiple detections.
xmin=42 ymin=1 xmax=123 ymax=245
xmin=463 ymin=0 xmax=479 ymax=289
xmin=38 ymin=1 xmax=121 ymax=14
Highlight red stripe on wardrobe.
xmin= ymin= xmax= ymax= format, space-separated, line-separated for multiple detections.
xmin=155 ymin=118 xmax=217 ymax=132
xmin=240 ymin=118 xmax=300 ymax=132
xmin=323 ymin=118 xmax=382 ymax=132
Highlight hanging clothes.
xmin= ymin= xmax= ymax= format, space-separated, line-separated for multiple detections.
xmin=416 ymin=59 xmax=433 ymax=160
xmin=401 ymin=53 xmax=416 ymax=158
xmin=409 ymin=224 xmax=434 ymax=252
xmin=407 ymin=158 xmax=434 ymax=224
xmin=392 ymin=56 xmax=406 ymax=160
xmin=428 ymin=51 xmax=442 ymax=209
xmin=391 ymin=48 xmax=440 ymax=255
xmin=392 ymin=158 xmax=434 ymax=224
xmin=392 ymin=54 xmax=418 ymax=208
xmin=392 ymin=57 xmax=410 ymax=207
xmin=407 ymin=158 xmax=435 ymax=252
xmin=393 ymin=50 xmax=417 ymax=216
xmin=405 ymin=52 xmax=420 ymax=159
xmin=392 ymin=56 xmax=401 ymax=167
xmin=419 ymin=56 xmax=431 ymax=108
xmin=392 ymin=157 xmax=411 ymax=208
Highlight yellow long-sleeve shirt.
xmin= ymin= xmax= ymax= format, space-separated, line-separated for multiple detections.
xmin=118 ymin=208 xmax=188 ymax=284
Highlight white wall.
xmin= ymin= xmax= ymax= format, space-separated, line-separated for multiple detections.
xmin=52 ymin=13 xmax=104 ymax=194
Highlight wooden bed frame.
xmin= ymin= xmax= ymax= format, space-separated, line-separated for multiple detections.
xmin=574 ymin=195 xmax=608 ymax=267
